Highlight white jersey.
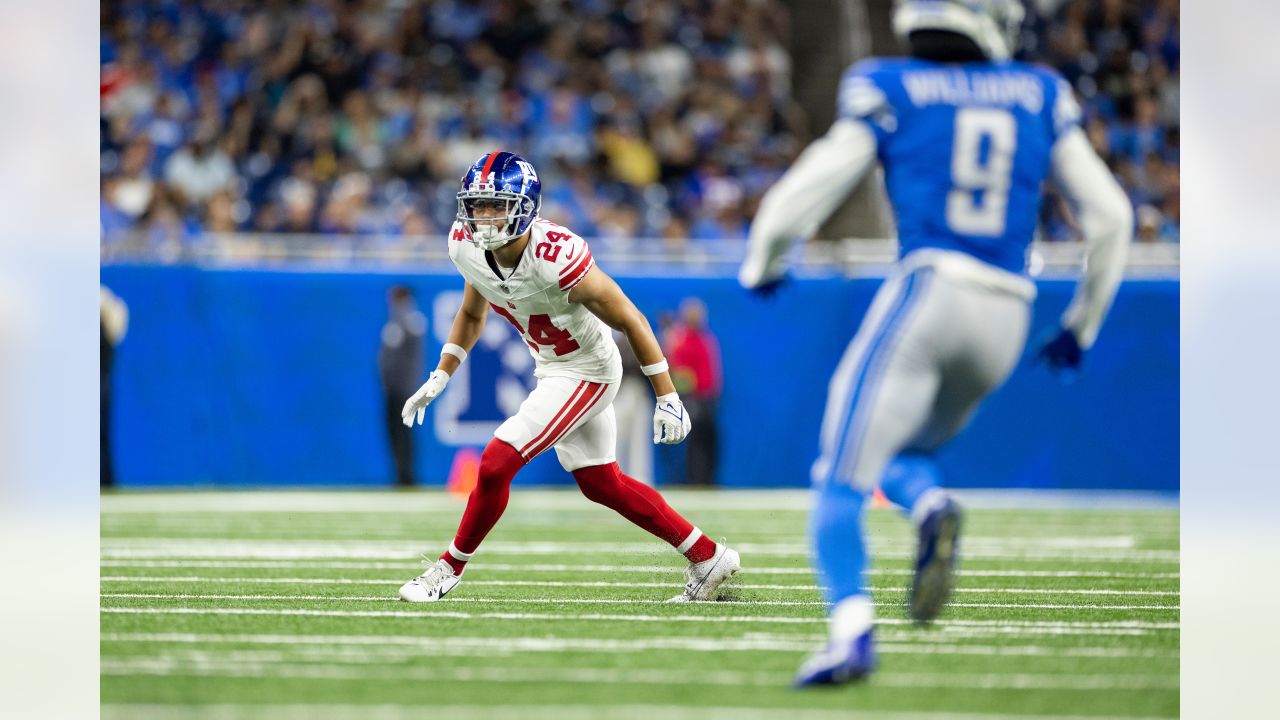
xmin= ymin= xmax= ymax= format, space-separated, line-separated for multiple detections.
xmin=448 ymin=218 xmax=622 ymax=384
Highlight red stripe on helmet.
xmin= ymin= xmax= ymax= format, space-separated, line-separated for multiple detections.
xmin=480 ymin=151 xmax=501 ymax=183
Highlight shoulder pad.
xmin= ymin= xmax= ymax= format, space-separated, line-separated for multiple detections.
xmin=1025 ymin=65 xmax=1081 ymax=123
xmin=838 ymin=59 xmax=895 ymax=128
xmin=448 ymin=221 xmax=471 ymax=260
xmin=1052 ymin=77 xmax=1083 ymax=136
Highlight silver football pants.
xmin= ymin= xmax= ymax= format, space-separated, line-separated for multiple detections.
xmin=812 ymin=260 xmax=1032 ymax=491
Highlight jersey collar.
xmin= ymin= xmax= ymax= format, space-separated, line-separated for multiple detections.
xmin=482 ymin=236 xmax=532 ymax=295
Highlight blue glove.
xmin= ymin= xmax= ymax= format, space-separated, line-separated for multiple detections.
xmin=749 ymin=273 xmax=788 ymax=298
xmin=1037 ymin=327 xmax=1083 ymax=373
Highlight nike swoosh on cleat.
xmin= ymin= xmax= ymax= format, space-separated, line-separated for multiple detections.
xmin=688 ymin=552 xmax=724 ymax=598
xmin=437 ymin=579 xmax=458 ymax=600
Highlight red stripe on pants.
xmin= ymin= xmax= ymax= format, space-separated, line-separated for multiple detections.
xmin=518 ymin=380 xmax=590 ymax=459
xmin=523 ymin=382 xmax=606 ymax=460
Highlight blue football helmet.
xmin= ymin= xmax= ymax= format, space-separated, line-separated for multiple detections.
xmin=892 ymin=0 xmax=1025 ymax=61
xmin=457 ymin=151 xmax=542 ymax=251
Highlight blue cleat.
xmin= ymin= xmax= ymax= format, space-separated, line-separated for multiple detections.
xmin=793 ymin=629 xmax=876 ymax=687
xmin=909 ymin=498 xmax=963 ymax=623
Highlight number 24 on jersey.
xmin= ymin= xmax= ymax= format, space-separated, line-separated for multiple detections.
xmin=490 ymin=304 xmax=580 ymax=356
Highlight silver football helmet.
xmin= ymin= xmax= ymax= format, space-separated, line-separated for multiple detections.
xmin=892 ymin=0 xmax=1026 ymax=61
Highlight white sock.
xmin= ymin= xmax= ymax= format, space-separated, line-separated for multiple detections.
xmin=447 ymin=542 xmax=475 ymax=563
xmin=910 ymin=488 xmax=950 ymax=526
xmin=830 ymin=595 xmax=875 ymax=643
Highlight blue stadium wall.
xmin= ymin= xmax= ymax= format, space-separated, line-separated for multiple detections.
xmin=100 ymin=264 xmax=1178 ymax=491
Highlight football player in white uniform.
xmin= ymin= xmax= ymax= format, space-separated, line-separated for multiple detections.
xmin=398 ymin=151 xmax=740 ymax=603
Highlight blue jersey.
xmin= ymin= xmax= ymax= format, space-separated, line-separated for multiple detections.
xmin=838 ymin=58 xmax=1082 ymax=273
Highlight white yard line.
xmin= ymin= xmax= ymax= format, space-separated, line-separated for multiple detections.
xmin=101 ymin=632 xmax=1179 ymax=659
xmin=99 ymin=576 xmax=1180 ymax=596
xmin=99 ymin=622 xmax=1164 ymax=639
xmin=99 ymin=488 xmax=1179 ymax=514
xmin=99 ymin=606 xmax=1179 ymax=631
xmin=118 ymin=642 xmax=1171 ymax=661
xmin=102 ymin=514 xmax=1176 ymax=531
xmin=98 ymin=538 xmax=1181 ymax=562
xmin=101 ymin=531 xmax=1141 ymax=550
xmin=97 ymin=560 xmax=1180 ymax=579
xmin=889 ymin=626 xmax=1162 ymax=638
xmin=103 ymin=643 xmax=1173 ymax=665
xmin=103 ymin=527 xmax=1177 ymax=547
xmin=99 ymin=702 xmax=1178 ymax=720
xmin=99 ymin=592 xmax=826 ymax=606
xmin=100 ymin=491 xmax=819 ymax=514
xmin=98 ymin=656 xmax=1178 ymax=691
xmin=100 ymin=594 xmax=1180 ymax=611
xmin=98 ymin=537 xmax=1144 ymax=550
xmin=101 ymin=605 xmax=824 ymax=621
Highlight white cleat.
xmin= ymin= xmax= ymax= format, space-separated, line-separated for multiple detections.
xmin=668 ymin=543 xmax=740 ymax=602
xmin=398 ymin=559 xmax=462 ymax=602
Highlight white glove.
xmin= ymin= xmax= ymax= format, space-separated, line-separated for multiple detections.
xmin=401 ymin=369 xmax=451 ymax=427
xmin=653 ymin=393 xmax=692 ymax=445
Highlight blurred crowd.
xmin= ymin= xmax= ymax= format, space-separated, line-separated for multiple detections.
xmin=1025 ymin=0 xmax=1179 ymax=243
xmin=100 ymin=0 xmax=1179 ymax=252
xmin=100 ymin=0 xmax=802 ymax=252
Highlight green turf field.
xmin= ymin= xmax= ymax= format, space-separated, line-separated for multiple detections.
xmin=101 ymin=490 xmax=1178 ymax=719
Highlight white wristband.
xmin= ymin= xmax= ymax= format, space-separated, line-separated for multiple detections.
xmin=441 ymin=343 xmax=468 ymax=364
xmin=641 ymin=359 xmax=669 ymax=376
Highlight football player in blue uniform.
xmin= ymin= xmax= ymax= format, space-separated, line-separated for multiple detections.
xmin=739 ymin=0 xmax=1133 ymax=686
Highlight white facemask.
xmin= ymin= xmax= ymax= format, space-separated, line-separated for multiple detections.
xmin=472 ymin=223 xmax=512 ymax=251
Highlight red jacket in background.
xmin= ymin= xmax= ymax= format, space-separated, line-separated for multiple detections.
xmin=668 ymin=326 xmax=722 ymax=401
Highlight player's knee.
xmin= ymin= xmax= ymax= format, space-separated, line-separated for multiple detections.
xmin=477 ymin=439 xmax=524 ymax=491
xmin=572 ymin=462 xmax=621 ymax=504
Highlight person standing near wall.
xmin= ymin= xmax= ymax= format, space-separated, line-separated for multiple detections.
xmin=668 ymin=298 xmax=722 ymax=486
xmin=379 ymin=285 xmax=426 ymax=487
xmin=101 ymin=286 xmax=129 ymax=488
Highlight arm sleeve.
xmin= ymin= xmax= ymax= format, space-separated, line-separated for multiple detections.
xmin=739 ymin=119 xmax=879 ymax=288
xmin=1050 ymin=76 xmax=1084 ymax=144
xmin=1049 ymin=127 xmax=1134 ymax=349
